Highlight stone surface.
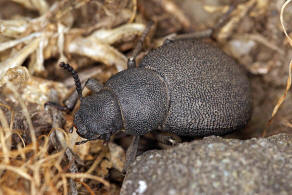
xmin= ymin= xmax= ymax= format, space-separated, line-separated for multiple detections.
xmin=121 ymin=134 xmax=292 ymax=195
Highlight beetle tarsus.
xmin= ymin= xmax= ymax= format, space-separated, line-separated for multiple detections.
xmin=44 ymin=101 xmax=70 ymax=112
xmin=75 ymin=139 xmax=90 ymax=145
xmin=127 ymin=21 xmax=154 ymax=69
xmin=123 ymin=135 xmax=140 ymax=174
xmin=75 ymin=135 xmax=102 ymax=145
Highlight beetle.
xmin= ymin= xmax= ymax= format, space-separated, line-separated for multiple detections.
xmin=46 ymin=3 xmax=252 ymax=170
xmin=49 ymin=36 xmax=251 ymax=171
xmin=60 ymin=38 xmax=251 ymax=139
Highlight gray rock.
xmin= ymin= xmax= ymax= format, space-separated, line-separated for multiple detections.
xmin=121 ymin=134 xmax=292 ymax=195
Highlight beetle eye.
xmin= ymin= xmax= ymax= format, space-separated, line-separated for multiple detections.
xmin=76 ymin=125 xmax=88 ymax=137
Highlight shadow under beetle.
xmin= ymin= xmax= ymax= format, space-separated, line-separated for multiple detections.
xmin=46 ymin=3 xmax=252 ymax=171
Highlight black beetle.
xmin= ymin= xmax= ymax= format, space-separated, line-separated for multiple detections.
xmin=47 ymin=16 xmax=252 ymax=171
xmin=44 ymin=1 xmax=252 ymax=171
xmin=51 ymin=37 xmax=251 ymax=170
xmin=64 ymin=39 xmax=251 ymax=141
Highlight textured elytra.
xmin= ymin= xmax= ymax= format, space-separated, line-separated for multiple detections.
xmin=139 ymin=39 xmax=251 ymax=136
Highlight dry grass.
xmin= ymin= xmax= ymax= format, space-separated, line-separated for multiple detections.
xmin=0 ymin=83 xmax=111 ymax=195
xmin=264 ymin=0 xmax=292 ymax=136
xmin=0 ymin=0 xmax=138 ymax=194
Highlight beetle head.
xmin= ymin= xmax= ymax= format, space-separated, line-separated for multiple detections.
xmin=59 ymin=62 xmax=123 ymax=143
xmin=74 ymin=91 xmax=123 ymax=142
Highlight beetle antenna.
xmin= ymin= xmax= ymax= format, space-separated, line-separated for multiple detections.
xmin=59 ymin=62 xmax=83 ymax=99
xmin=75 ymin=135 xmax=101 ymax=145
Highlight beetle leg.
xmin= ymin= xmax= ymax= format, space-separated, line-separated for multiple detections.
xmin=45 ymin=88 xmax=80 ymax=112
xmin=127 ymin=21 xmax=154 ymax=69
xmin=44 ymin=101 xmax=70 ymax=112
xmin=63 ymin=78 xmax=103 ymax=110
xmin=63 ymin=90 xmax=79 ymax=111
xmin=123 ymin=135 xmax=140 ymax=174
xmin=45 ymin=62 xmax=83 ymax=111
xmin=167 ymin=0 xmax=242 ymax=41
xmin=154 ymin=131 xmax=182 ymax=146
xmin=46 ymin=78 xmax=103 ymax=112
xmin=167 ymin=30 xmax=212 ymax=42
xmin=75 ymin=134 xmax=101 ymax=145
xmin=84 ymin=78 xmax=103 ymax=93
xmin=45 ymin=87 xmax=80 ymax=112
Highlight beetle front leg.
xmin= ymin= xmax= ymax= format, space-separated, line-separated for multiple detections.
xmin=63 ymin=90 xmax=79 ymax=111
xmin=123 ymin=135 xmax=140 ymax=174
xmin=46 ymin=78 xmax=104 ymax=111
xmin=127 ymin=21 xmax=154 ymax=69
xmin=84 ymin=78 xmax=103 ymax=93
xmin=46 ymin=87 xmax=81 ymax=112
xmin=45 ymin=101 xmax=70 ymax=112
